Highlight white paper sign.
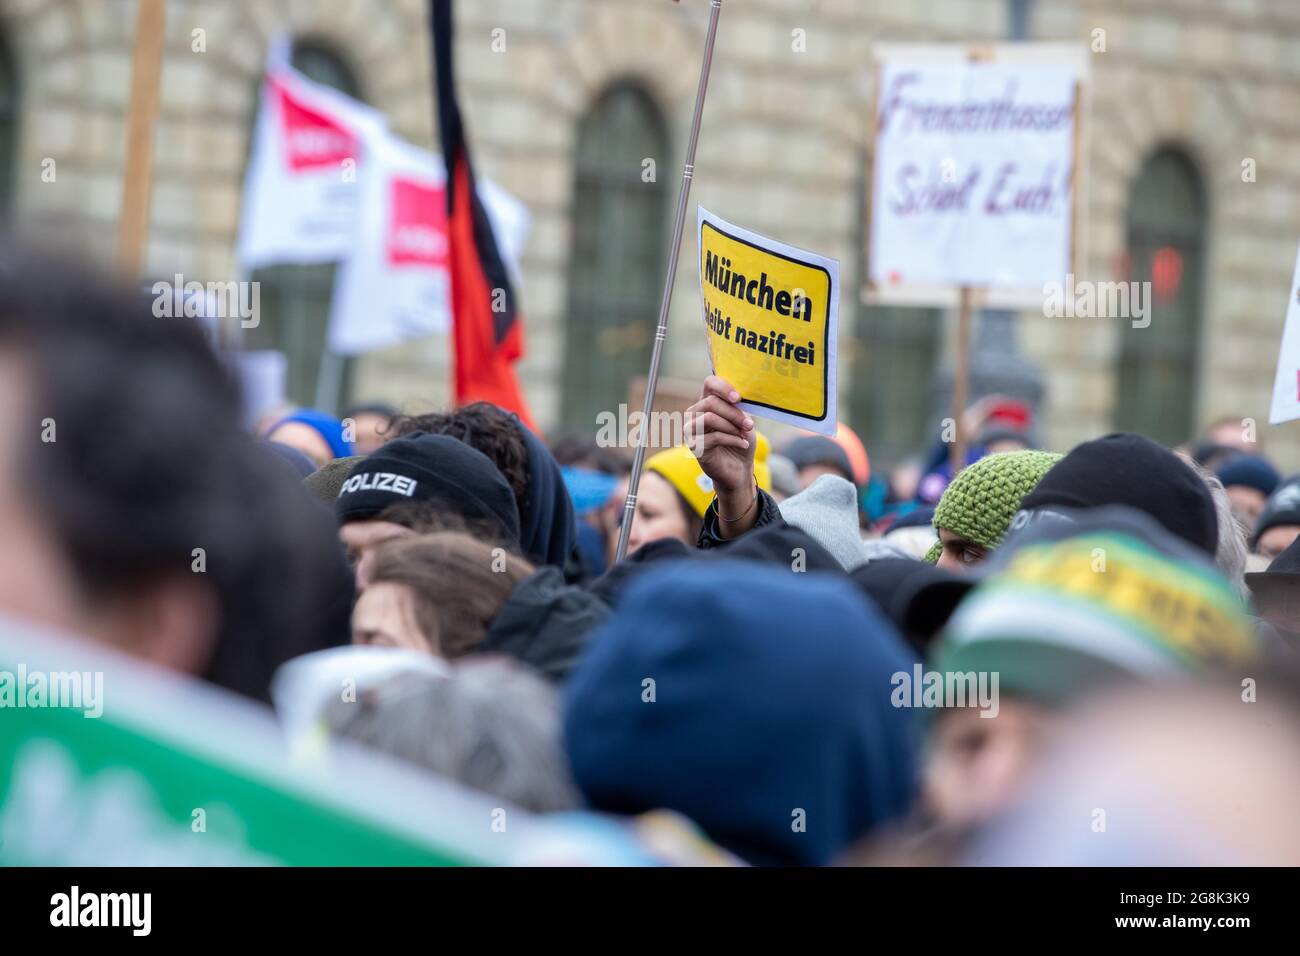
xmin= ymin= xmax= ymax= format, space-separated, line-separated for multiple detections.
xmin=869 ymin=55 xmax=1080 ymax=291
xmin=237 ymin=68 xmax=388 ymax=269
xmin=1269 ymin=242 xmax=1300 ymax=425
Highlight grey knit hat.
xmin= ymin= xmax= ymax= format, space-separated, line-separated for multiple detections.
xmin=778 ymin=474 xmax=868 ymax=570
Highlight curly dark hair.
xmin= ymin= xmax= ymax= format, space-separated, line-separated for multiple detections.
xmin=391 ymin=402 xmax=530 ymax=515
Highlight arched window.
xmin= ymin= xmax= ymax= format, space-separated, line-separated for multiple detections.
xmin=561 ymin=83 xmax=669 ymax=431
xmin=244 ymin=41 xmax=361 ymax=411
xmin=0 ymin=28 xmax=18 ymax=214
xmin=1114 ymin=148 xmax=1206 ymax=444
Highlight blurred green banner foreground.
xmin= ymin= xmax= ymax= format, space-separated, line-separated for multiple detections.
xmin=0 ymin=618 xmax=533 ymax=866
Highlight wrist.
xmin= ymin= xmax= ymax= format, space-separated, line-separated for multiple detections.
xmin=715 ymin=482 xmax=755 ymax=514
xmin=714 ymin=479 xmax=760 ymax=539
xmin=712 ymin=466 xmax=755 ymax=502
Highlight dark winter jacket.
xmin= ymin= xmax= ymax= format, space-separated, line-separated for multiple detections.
xmin=696 ymin=488 xmax=785 ymax=549
xmin=479 ymin=566 xmax=609 ymax=682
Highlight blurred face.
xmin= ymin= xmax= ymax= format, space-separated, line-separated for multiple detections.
xmin=267 ymin=421 xmax=333 ymax=468
xmin=935 ymin=527 xmax=988 ymax=573
xmin=340 ymin=519 xmax=415 ymax=589
xmin=626 ymin=472 xmax=692 ymax=554
xmin=1208 ymin=421 xmax=1255 ymax=454
xmin=349 ymin=412 xmax=391 ymax=456
xmin=985 ymin=438 xmax=1029 ymax=456
xmin=351 ymin=582 xmax=432 ymax=653
xmin=1256 ymin=524 xmax=1300 ymax=560
xmin=891 ymin=462 xmax=923 ymax=502
xmin=798 ymin=463 xmax=849 ymax=489
xmin=1225 ymin=485 xmax=1267 ymax=531
xmin=925 ymin=698 xmax=1054 ymax=828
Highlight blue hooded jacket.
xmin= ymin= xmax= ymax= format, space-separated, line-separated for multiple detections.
xmin=564 ymin=560 xmax=920 ymax=866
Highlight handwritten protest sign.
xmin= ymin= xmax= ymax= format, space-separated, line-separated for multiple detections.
xmin=697 ymin=207 xmax=839 ymax=435
xmin=867 ymin=45 xmax=1085 ymax=303
xmin=1269 ymin=241 xmax=1300 ymax=425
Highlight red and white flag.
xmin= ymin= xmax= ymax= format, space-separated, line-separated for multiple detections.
xmin=328 ymin=132 xmax=529 ymax=357
xmin=236 ymin=66 xmax=388 ymax=268
xmin=327 ymin=134 xmax=451 ymax=355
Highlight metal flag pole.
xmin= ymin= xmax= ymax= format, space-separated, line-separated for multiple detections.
xmin=613 ymin=0 xmax=723 ymax=563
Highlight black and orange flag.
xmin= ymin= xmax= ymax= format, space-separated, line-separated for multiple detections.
xmin=430 ymin=0 xmax=536 ymax=431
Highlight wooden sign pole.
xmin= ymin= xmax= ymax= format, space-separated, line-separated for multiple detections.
xmin=950 ymin=285 xmax=973 ymax=477
xmin=116 ymin=0 xmax=167 ymax=275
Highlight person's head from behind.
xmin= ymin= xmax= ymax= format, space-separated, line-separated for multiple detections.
xmin=1249 ymin=475 xmax=1300 ymax=560
xmin=1214 ymin=454 xmax=1279 ymax=533
xmin=343 ymin=402 xmax=397 ymax=456
xmin=352 ymin=532 xmax=533 ymax=656
xmin=324 ymin=657 xmax=579 ymax=813
xmin=976 ymin=426 xmax=1031 ymax=456
xmin=547 ymin=435 xmax=629 ymax=475
xmin=1245 ymin=535 xmax=1300 ymax=646
xmin=549 ymin=437 xmax=627 ymax=527
xmin=265 ymin=408 xmax=353 ymax=468
xmin=1204 ymin=415 xmax=1258 ymax=455
xmin=782 ymin=434 xmax=854 ymax=489
xmin=393 ymin=402 xmax=530 ymax=516
xmin=925 ymin=450 xmax=1062 ymax=573
xmin=335 ymin=432 xmax=521 ymax=588
xmin=394 ymin=402 xmax=578 ymax=571
xmin=0 ymin=245 xmax=351 ymax=700
xmin=1015 ymin=433 xmax=1220 ymax=558
xmin=923 ymin=507 xmax=1260 ymax=831
xmin=0 ymin=249 xmax=232 ymax=668
xmin=564 ymin=559 xmax=919 ymax=865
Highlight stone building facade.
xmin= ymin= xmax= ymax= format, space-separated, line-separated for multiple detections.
xmin=4 ymin=0 xmax=1300 ymax=467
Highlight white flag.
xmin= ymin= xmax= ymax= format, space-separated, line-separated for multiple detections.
xmin=236 ymin=67 xmax=388 ymax=269
xmin=328 ymin=134 xmax=452 ymax=355
xmin=1269 ymin=241 xmax=1300 ymax=425
xmin=327 ymin=133 xmax=531 ymax=357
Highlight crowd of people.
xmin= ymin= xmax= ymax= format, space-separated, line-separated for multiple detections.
xmin=5 ymin=245 xmax=1300 ymax=866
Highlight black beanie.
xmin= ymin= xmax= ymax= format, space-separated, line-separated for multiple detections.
xmin=783 ymin=435 xmax=854 ymax=483
xmin=335 ymin=432 xmax=520 ymax=544
xmin=1250 ymin=474 xmax=1300 ymax=549
xmin=1014 ymin=433 xmax=1217 ymax=555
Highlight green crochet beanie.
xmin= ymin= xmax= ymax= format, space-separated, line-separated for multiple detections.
xmin=924 ymin=450 xmax=1062 ymax=564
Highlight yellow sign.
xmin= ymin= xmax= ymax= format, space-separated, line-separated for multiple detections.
xmin=697 ymin=207 xmax=839 ymax=433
